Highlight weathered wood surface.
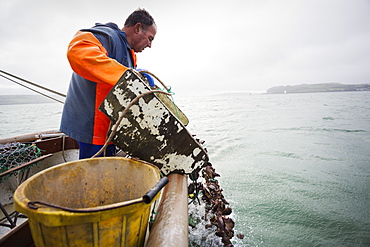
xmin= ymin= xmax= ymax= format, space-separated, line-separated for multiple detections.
xmin=99 ymin=70 xmax=208 ymax=175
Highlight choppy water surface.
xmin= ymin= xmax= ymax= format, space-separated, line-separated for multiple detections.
xmin=0 ymin=103 xmax=63 ymax=138
xmin=179 ymin=91 xmax=370 ymax=246
xmin=1 ymin=91 xmax=369 ymax=246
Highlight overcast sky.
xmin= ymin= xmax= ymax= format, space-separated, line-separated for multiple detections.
xmin=0 ymin=0 xmax=369 ymax=97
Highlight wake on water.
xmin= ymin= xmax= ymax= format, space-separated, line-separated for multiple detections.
xmin=189 ymin=203 xmax=223 ymax=246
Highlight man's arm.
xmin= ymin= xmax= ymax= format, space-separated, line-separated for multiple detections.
xmin=67 ymin=31 xmax=128 ymax=85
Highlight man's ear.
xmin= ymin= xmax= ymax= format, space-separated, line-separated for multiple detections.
xmin=134 ymin=23 xmax=142 ymax=34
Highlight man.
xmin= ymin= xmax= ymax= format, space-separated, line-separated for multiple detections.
xmin=60 ymin=9 xmax=157 ymax=159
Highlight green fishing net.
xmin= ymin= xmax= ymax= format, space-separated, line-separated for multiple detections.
xmin=0 ymin=143 xmax=41 ymax=182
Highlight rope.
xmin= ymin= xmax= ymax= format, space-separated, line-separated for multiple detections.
xmin=0 ymin=74 xmax=65 ymax=104
xmin=139 ymin=70 xmax=169 ymax=91
xmin=0 ymin=70 xmax=66 ymax=98
xmin=92 ymin=90 xmax=172 ymax=158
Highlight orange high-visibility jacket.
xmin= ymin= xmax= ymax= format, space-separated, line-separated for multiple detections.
xmin=60 ymin=23 xmax=137 ymax=145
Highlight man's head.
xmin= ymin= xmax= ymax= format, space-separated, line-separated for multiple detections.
xmin=123 ymin=9 xmax=157 ymax=53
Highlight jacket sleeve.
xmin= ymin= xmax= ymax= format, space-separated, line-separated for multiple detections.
xmin=67 ymin=31 xmax=128 ymax=85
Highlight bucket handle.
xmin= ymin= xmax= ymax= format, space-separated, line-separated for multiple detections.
xmin=27 ymin=177 xmax=169 ymax=212
xmin=142 ymin=176 xmax=169 ymax=204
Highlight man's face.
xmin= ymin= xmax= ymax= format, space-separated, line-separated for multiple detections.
xmin=132 ymin=24 xmax=157 ymax=53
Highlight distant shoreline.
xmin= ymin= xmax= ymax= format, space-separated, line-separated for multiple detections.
xmin=266 ymin=83 xmax=370 ymax=94
xmin=0 ymin=95 xmax=59 ymax=105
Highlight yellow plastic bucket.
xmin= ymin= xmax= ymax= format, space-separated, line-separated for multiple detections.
xmin=14 ymin=157 xmax=165 ymax=247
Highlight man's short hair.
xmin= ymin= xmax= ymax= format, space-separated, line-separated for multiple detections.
xmin=124 ymin=8 xmax=155 ymax=30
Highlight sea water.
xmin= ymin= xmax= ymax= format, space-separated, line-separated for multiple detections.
xmin=1 ymin=91 xmax=369 ymax=246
